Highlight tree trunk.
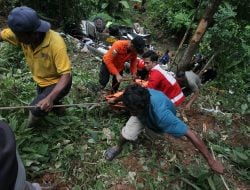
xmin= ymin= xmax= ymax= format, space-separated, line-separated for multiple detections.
xmin=171 ymin=0 xmax=201 ymax=70
xmin=178 ymin=0 xmax=222 ymax=71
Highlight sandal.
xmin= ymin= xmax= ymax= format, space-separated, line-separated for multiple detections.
xmin=104 ymin=146 xmax=122 ymax=161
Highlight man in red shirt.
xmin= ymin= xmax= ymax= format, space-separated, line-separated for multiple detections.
xmin=143 ymin=50 xmax=185 ymax=106
xmin=99 ymin=36 xmax=145 ymax=92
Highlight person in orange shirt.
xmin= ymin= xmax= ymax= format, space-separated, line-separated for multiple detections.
xmin=99 ymin=36 xmax=145 ymax=92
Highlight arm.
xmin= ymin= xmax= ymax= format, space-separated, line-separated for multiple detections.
xmin=185 ymin=129 xmax=224 ymax=174
xmin=130 ymin=55 xmax=138 ymax=79
xmin=107 ymin=93 xmax=123 ymax=104
xmin=185 ymin=89 xmax=199 ymax=110
xmin=37 ymin=73 xmax=71 ymax=111
xmin=103 ymin=43 xmax=122 ymax=82
xmin=0 ymin=28 xmax=19 ymax=45
xmin=147 ymin=71 xmax=161 ymax=89
xmin=186 ymin=73 xmax=201 ymax=109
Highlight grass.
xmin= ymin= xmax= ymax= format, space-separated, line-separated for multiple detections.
xmin=0 ymin=39 xmax=249 ymax=189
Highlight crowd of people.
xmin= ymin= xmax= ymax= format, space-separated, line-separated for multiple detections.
xmin=0 ymin=6 xmax=224 ymax=189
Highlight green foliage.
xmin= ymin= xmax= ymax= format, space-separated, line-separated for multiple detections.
xmin=0 ymin=43 xmax=25 ymax=69
xmin=146 ymin=0 xmax=202 ymax=35
xmin=1 ymin=2 xmax=249 ymax=189
xmin=5 ymin=0 xmax=97 ymax=30
xmin=99 ymin=0 xmax=130 ymax=19
xmin=212 ymin=143 xmax=250 ymax=180
xmin=199 ymin=2 xmax=250 ymax=114
xmin=0 ymin=36 xmax=248 ymax=190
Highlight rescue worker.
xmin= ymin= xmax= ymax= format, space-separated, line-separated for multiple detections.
xmin=99 ymin=36 xmax=145 ymax=92
xmin=104 ymin=84 xmax=225 ymax=174
xmin=0 ymin=6 xmax=72 ymax=127
xmin=142 ymin=50 xmax=185 ymax=106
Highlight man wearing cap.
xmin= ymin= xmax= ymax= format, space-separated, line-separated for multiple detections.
xmin=99 ymin=36 xmax=145 ymax=92
xmin=0 ymin=6 xmax=72 ymax=127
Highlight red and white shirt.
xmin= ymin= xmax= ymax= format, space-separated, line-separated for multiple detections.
xmin=147 ymin=65 xmax=185 ymax=106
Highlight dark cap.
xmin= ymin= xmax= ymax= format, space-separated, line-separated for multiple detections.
xmin=132 ymin=36 xmax=145 ymax=54
xmin=7 ymin=6 xmax=50 ymax=32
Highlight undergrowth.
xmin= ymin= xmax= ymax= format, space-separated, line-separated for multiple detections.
xmin=0 ymin=38 xmax=249 ymax=189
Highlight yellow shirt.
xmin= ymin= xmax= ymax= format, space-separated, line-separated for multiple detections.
xmin=1 ymin=28 xmax=71 ymax=87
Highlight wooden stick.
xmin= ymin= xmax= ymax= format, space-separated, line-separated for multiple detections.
xmin=198 ymin=51 xmax=218 ymax=77
xmin=171 ymin=1 xmax=201 ymax=70
xmin=0 ymin=103 xmax=102 ymax=110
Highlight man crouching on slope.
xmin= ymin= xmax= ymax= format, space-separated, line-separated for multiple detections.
xmin=104 ymin=84 xmax=224 ymax=174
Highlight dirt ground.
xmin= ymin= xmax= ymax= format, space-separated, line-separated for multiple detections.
xmin=37 ymin=108 xmax=249 ymax=190
xmin=1 ymin=12 xmax=249 ymax=190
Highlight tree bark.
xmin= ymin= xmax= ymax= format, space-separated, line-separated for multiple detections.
xmin=171 ymin=0 xmax=201 ymax=70
xmin=178 ymin=0 xmax=222 ymax=71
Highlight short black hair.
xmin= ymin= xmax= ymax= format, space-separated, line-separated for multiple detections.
xmin=176 ymin=71 xmax=185 ymax=78
xmin=122 ymin=84 xmax=150 ymax=111
xmin=142 ymin=50 xmax=158 ymax=62
xmin=131 ymin=36 xmax=145 ymax=54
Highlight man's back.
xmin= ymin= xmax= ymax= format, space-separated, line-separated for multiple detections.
xmin=185 ymin=71 xmax=201 ymax=92
xmin=138 ymin=89 xmax=188 ymax=137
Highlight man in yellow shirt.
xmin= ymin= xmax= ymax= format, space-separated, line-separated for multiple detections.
xmin=0 ymin=6 xmax=72 ymax=127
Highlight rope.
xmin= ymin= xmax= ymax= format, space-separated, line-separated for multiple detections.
xmin=0 ymin=103 xmax=103 ymax=110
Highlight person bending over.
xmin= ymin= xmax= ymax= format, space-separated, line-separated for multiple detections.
xmin=104 ymin=84 xmax=224 ymax=174
xmin=0 ymin=6 xmax=72 ymax=127
xmin=176 ymin=71 xmax=201 ymax=110
xmin=142 ymin=50 xmax=185 ymax=106
xmin=99 ymin=36 xmax=145 ymax=92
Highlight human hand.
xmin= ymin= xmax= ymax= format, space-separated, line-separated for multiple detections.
xmin=208 ymin=159 xmax=224 ymax=174
xmin=37 ymin=97 xmax=54 ymax=112
xmin=132 ymin=73 xmax=138 ymax=81
xmin=116 ymin=74 xmax=123 ymax=83
xmin=107 ymin=97 xmax=117 ymax=104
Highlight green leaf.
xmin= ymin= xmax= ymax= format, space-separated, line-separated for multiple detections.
xmin=207 ymin=176 xmax=216 ymax=190
xmin=88 ymin=138 xmax=96 ymax=144
xmin=72 ymin=185 xmax=81 ymax=190
xmin=181 ymin=177 xmax=202 ymax=190
xmin=119 ymin=1 xmax=130 ymax=9
xmin=234 ymin=150 xmax=248 ymax=160
xmin=101 ymin=3 xmax=108 ymax=9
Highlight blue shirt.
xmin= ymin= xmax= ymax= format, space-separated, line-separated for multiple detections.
xmin=138 ymin=89 xmax=188 ymax=137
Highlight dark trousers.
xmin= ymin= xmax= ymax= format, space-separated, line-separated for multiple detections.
xmin=99 ymin=62 xmax=123 ymax=92
xmin=0 ymin=121 xmax=18 ymax=190
xmin=30 ymin=77 xmax=72 ymax=117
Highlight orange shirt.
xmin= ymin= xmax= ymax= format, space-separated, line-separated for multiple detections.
xmin=103 ymin=40 xmax=137 ymax=75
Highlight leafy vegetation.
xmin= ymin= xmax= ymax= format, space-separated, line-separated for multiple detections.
xmin=199 ymin=2 xmax=250 ymax=114
xmin=145 ymin=0 xmax=250 ymax=114
xmin=0 ymin=0 xmax=249 ymax=189
xmin=1 ymin=36 xmax=249 ymax=189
